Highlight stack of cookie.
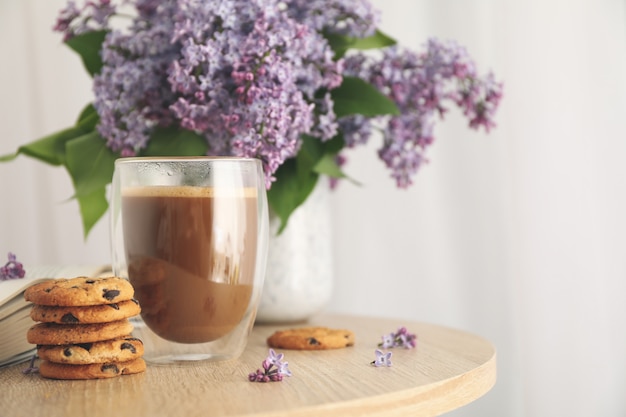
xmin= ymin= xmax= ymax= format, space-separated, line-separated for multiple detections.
xmin=24 ymin=276 xmax=146 ymax=380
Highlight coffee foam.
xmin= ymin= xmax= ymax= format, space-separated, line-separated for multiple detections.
xmin=122 ymin=186 xmax=257 ymax=198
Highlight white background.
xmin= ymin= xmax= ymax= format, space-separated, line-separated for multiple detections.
xmin=1 ymin=1 xmax=625 ymax=416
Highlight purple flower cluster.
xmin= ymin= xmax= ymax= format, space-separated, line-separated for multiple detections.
xmin=0 ymin=252 xmax=25 ymax=281
xmin=55 ymin=0 xmax=352 ymax=185
xmin=249 ymin=349 xmax=292 ymax=382
xmin=93 ymin=0 xmax=180 ymax=157
xmin=168 ymin=0 xmax=343 ymax=182
xmin=378 ymin=326 xmax=417 ymax=349
xmin=54 ymin=0 xmax=115 ymax=41
xmin=53 ymin=1 xmax=502 ymax=190
xmin=342 ymin=39 xmax=503 ymax=188
xmin=282 ymin=0 xmax=380 ymax=38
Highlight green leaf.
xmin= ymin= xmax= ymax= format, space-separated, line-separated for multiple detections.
xmin=142 ymin=127 xmax=208 ymax=156
xmin=267 ymin=133 xmax=355 ymax=233
xmin=332 ymin=76 xmax=400 ymax=118
xmin=324 ymin=33 xmax=354 ymax=58
xmin=325 ymin=29 xmax=397 ymax=58
xmin=75 ymin=186 xmax=109 ymax=239
xmin=315 ymin=134 xmax=345 ymax=178
xmin=300 ymin=134 xmax=345 ymax=179
xmin=65 ymin=30 xmax=107 ymax=76
xmin=313 ymin=154 xmax=361 ymax=186
xmin=268 ymin=135 xmax=329 ymax=233
xmin=0 ymin=101 xmax=106 ymax=238
xmin=0 ymin=152 xmax=18 ymax=162
xmin=65 ymin=131 xmax=117 ymax=198
xmin=320 ymin=134 xmax=345 ymax=155
xmin=296 ymin=135 xmax=324 ymax=179
xmin=64 ymin=131 xmax=117 ymax=237
xmin=313 ymin=154 xmax=346 ymax=178
xmin=349 ymin=29 xmax=396 ymax=50
xmin=76 ymin=104 xmax=99 ymax=131
xmin=13 ymin=127 xmax=88 ymax=166
xmin=312 ymin=135 xmax=360 ymax=184
xmin=0 ymin=103 xmax=99 ymax=166
xmin=267 ymin=158 xmax=319 ymax=234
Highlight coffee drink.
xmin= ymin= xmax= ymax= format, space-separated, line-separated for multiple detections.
xmin=121 ymin=186 xmax=258 ymax=343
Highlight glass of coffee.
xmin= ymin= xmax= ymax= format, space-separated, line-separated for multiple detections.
xmin=110 ymin=157 xmax=268 ymax=364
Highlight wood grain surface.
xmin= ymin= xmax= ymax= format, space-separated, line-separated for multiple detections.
xmin=0 ymin=314 xmax=496 ymax=417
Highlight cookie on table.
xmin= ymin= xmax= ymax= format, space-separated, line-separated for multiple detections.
xmin=26 ymin=319 xmax=134 ymax=345
xmin=267 ymin=326 xmax=355 ymax=350
xmin=30 ymin=299 xmax=141 ymax=324
xmin=24 ymin=276 xmax=134 ymax=306
xmin=37 ymin=337 xmax=144 ymax=365
xmin=38 ymin=358 xmax=146 ymax=380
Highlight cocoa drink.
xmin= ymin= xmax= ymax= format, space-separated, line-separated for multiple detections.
xmin=121 ymin=186 xmax=257 ymax=343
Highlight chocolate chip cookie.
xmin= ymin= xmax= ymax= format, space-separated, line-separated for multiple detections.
xmin=24 ymin=276 xmax=134 ymax=306
xmin=38 ymin=358 xmax=146 ymax=380
xmin=37 ymin=337 xmax=144 ymax=365
xmin=30 ymin=299 xmax=140 ymax=324
xmin=26 ymin=319 xmax=134 ymax=345
xmin=267 ymin=326 xmax=355 ymax=350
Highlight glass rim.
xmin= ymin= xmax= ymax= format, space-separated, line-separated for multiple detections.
xmin=114 ymin=156 xmax=261 ymax=165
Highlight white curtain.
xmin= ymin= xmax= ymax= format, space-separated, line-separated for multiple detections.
xmin=1 ymin=1 xmax=625 ymax=416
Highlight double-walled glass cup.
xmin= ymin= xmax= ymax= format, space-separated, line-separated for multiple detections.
xmin=110 ymin=157 xmax=268 ymax=364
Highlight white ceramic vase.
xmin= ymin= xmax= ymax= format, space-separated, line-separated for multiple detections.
xmin=255 ymin=182 xmax=333 ymax=323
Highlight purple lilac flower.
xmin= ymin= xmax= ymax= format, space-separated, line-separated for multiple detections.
xmin=53 ymin=0 xmax=116 ymax=41
xmin=93 ymin=0 xmax=179 ymax=155
xmin=311 ymin=92 xmax=339 ymax=141
xmin=380 ymin=333 xmax=395 ymax=349
xmin=249 ymin=349 xmax=292 ymax=382
xmin=53 ymin=1 xmax=502 ymax=192
xmin=169 ymin=0 xmax=343 ymax=183
xmin=342 ymin=39 xmax=503 ymax=188
xmin=371 ymin=349 xmax=392 ymax=367
xmin=378 ymin=326 xmax=417 ymax=349
xmin=80 ymin=0 xmax=343 ymax=186
xmin=0 ymin=252 xmax=26 ymax=281
xmin=282 ymin=0 xmax=380 ymax=38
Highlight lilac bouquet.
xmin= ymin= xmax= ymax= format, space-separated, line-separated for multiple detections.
xmin=1 ymin=0 xmax=502 ymax=236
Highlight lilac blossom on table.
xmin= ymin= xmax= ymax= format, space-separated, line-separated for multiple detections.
xmin=0 ymin=252 xmax=25 ymax=281
xmin=378 ymin=326 xmax=417 ymax=349
xmin=371 ymin=349 xmax=393 ymax=367
xmin=249 ymin=349 xmax=292 ymax=382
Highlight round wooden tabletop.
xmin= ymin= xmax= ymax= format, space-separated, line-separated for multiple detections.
xmin=0 ymin=314 xmax=496 ymax=417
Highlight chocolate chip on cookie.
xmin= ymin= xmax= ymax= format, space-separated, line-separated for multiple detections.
xmin=267 ymin=326 xmax=355 ymax=350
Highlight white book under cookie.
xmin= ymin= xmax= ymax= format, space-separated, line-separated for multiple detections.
xmin=0 ymin=265 xmax=110 ymax=367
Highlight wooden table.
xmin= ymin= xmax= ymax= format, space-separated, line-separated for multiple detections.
xmin=0 ymin=314 xmax=496 ymax=417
